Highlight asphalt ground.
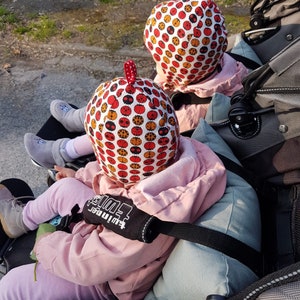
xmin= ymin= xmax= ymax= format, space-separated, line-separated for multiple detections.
xmin=0 ymin=44 xmax=153 ymax=196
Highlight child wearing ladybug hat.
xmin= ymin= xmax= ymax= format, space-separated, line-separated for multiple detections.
xmin=24 ymin=0 xmax=248 ymax=169
xmin=143 ymin=0 xmax=249 ymax=131
xmin=0 ymin=60 xmax=226 ymax=300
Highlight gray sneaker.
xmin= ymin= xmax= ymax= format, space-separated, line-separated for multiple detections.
xmin=50 ymin=100 xmax=85 ymax=132
xmin=0 ymin=184 xmax=29 ymax=238
xmin=24 ymin=133 xmax=72 ymax=169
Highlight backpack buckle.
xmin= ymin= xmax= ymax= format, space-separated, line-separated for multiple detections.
xmin=228 ymin=96 xmax=274 ymax=139
xmin=228 ymin=96 xmax=261 ymax=139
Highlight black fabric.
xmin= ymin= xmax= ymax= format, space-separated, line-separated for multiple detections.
xmin=227 ymin=52 xmax=261 ymax=70
xmin=214 ymin=152 xmax=258 ymax=189
xmin=0 ymin=228 xmax=9 ymax=253
xmin=212 ymin=37 xmax=300 ymax=186
xmin=171 ymin=92 xmax=211 ymax=110
xmin=0 ymin=178 xmax=34 ymax=199
xmin=291 ymin=184 xmax=300 ymax=261
xmin=258 ymin=184 xmax=295 ymax=275
xmin=212 ymin=112 xmax=286 ymax=184
xmin=2 ymin=231 xmax=37 ymax=272
xmin=243 ymin=2 xmax=300 ymax=64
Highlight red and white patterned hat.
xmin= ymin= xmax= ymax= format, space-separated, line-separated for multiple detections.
xmin=144 ymin=0 xmax=228 ymax=90
xmin=85 ymin=60 xmax=180 ymax=185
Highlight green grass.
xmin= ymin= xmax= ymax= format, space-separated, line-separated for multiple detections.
xmin=28 ymin=16 xmax=57 ymax=41
xmin=219 ymin=0 xmax=251 ymax=6
xmin=76 ymin=24 xmax=91 ymax=33
xmin=1 ymin=1 xmax=251 ymax=49
xmin=0 ymin=6 xmax=18 ymax=30
xmin=98 ymin=0 xmax=115 ymax=3
xmin=62 ymin=30 xmax=73 ymax=39
xmin=14 ymin=26 xmax=30 ymax=35
xmin=14 ymin=15 xmax=58 ymax=41
xmin=225 ymin=14 xmax=250 ymax=34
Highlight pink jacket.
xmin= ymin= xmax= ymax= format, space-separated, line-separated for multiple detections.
xmin=155 ymin=53 xmax=249 ymax=132
xmin=35 ymin=136 xmax=226 ymax=299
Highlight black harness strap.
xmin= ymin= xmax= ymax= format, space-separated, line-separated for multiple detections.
xmin=227 ymin=52 xmax=262 ymax=70
xmin=216 ymin=152 xmax=261 ymax=190
xmin=152 ymin=218 xmax=262 ymax=276
xmin=171 ymin=92 xmax=212 ymax=110
xmin=170 ymin=52 xmax=261 ymax=110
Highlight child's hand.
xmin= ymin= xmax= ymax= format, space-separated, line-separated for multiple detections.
xmin=54 ymin=165 xmax=76 ymax=180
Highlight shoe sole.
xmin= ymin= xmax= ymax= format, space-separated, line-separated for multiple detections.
xmin=0 ymin=187 xmax=16 ymax=239
xmin=0 ymin=213 xmax=15 ymax=239
xmin=31 ymin=158 xmax=56 ymax=170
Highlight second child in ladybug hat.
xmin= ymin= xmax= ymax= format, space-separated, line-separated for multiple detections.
xmin=144 ymin=0 xmax=249 ymax=130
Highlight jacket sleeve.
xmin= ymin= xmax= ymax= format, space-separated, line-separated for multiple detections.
xmin=75 ymin=161 xmax=101 ymax=188
xmin=34 ymin=222 xmax=175 ymax=286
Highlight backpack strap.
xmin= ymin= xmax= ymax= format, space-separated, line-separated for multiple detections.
xmin=215 ymin=152 xmax=258 ymax=189
xmin=154 ymin=218 xmax=262 ymax=276
xmin=227 ymin=52 xmax=262 ymax=70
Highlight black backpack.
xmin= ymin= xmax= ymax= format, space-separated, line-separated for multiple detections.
xmin=242 ymin=0 xmax=300 ymax=63
xmin=206 ymin=36 xmax=300 ymax=299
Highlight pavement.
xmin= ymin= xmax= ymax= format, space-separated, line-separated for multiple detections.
xmin=0 ymin=42 xmax=154 ymax=196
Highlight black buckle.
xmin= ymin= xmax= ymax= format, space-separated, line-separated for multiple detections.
xmin=228 ymin=95 xmax=273 ymax=139
xmin=56 ymin=204 xmax=82 ymax=232
xmin=229 ymin=103 xmax=261 ymax=139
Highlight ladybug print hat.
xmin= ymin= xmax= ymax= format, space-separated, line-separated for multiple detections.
xmin=85 ymin=60 xmax=180 ymax=185
xmin=144 ymin=0 xmax=228 ymax=90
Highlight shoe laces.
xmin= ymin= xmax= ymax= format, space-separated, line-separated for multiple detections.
xmin=5 ymin=196 xmax=35 ymax=211
xmin=59 ymin=103 xmax=72 ymax=113
xmin=34 ymin=137 xmax=47 ymax=145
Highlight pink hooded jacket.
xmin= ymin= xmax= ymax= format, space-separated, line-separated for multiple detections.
xmin=155 ymin=53 xmax=249 ymax=132
xmin=34 ymin=136 xmax=226 ymax=299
